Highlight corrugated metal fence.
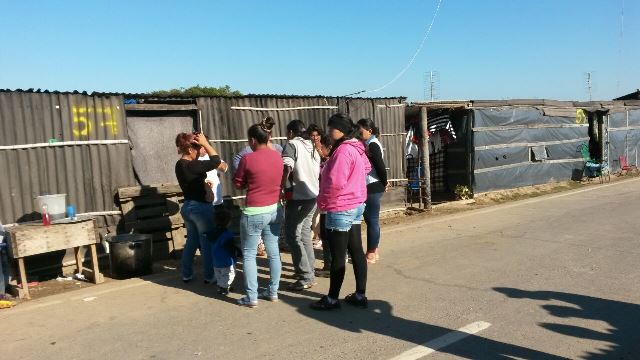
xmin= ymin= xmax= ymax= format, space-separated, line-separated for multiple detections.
xmin=1 ymin=92 xmax=406 ymax=225
xmin=0 ymin=92 xmax=137 ymax=227
xmin=197 ymin=96 xmax=406 ymax=199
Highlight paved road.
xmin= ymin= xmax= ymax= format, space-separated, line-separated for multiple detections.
xmin=2 ymin=179 xmax=640 ymax=360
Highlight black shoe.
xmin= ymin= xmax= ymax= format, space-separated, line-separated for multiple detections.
xmin=288 ymin=280 xmax=315 ymax=291
xmin=315 ymin=269 xmax=330 ymax=278
xmin=344 ymin=292 xmax=368 ymax=309
xmin=310 ymin=295 xmax=341 ymax=311
xmin=204 ymin=279 xmax=213 ymax=285
xmin=293 ymin=273 xmax=305 ymax=280
xmin=217 ymin=286 xmax=230 ymax=296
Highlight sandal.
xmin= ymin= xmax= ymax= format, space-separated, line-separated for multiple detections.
xmin=365 ymin=251 xmax=376 ymax=264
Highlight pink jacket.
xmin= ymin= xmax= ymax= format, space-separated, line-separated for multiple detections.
xmin=317 ymin=139 xmax=371 ymax=212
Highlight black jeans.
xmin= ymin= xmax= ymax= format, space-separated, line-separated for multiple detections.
xmin=327 ymin=224 xmax=367 ymax=299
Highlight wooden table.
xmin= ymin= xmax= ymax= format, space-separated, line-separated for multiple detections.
xmin=6 ymin=217 xmax=104 ymax=299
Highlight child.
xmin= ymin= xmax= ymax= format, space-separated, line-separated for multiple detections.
xmin=209 ymin=210 xmax=237 ymax=295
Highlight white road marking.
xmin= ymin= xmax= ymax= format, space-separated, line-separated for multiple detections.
xmin=389 ymin=321 xmax=492 ymax=360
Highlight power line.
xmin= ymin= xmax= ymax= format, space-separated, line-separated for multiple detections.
xmin=360 ymin=0 xmax=444 ymax=95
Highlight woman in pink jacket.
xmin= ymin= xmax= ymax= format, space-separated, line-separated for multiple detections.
xmin=311 ymin=113 xmax=371 ymax=311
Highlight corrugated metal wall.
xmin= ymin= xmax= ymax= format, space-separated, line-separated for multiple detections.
xmin=0 ymin=92 xmax=405 ymax=222
xmin=0 ymin=91 xmax=404 ymax=276
xmin=197 ymin=96 xmax=406 ymax=199
xmin=0 ymin=92 xmax=137 ymax=225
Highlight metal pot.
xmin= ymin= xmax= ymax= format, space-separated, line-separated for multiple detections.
xmin=106 ymin=234 xmax=153 ymax=279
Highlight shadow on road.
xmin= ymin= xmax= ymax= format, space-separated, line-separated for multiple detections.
xmin=494 ymin=287 xmax=640 ymax=359
xmin=274 ymin=289 xmax=565 ymax=360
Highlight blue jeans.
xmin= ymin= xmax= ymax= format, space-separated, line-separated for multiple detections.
xmin=0 ymin=248 xmax=8 ymax=295
xmin=240 ymin=207 xmax=283 ymax=302
xmin=181 ymin=200 xmax=215 ymax=282
xmin=325 ymin=204 xmax=366 ymax=232
xmin=363 ymin=192 xmax=383 ymax=251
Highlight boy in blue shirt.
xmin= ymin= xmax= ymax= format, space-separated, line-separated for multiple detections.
xmin=209 ymin=210 xmax=237 ymax=295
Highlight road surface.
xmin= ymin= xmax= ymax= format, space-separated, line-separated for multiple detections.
xmin=2 ymin=178 xmax=639 ymax=359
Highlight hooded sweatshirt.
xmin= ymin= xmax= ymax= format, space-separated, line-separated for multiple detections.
xmin=282 ymin=137 xmax=321 ymax=200
xmin=317 ymin=139 xmax=371 ymax=212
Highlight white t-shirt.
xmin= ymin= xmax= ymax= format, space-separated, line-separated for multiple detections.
xmin=199 ymin=154 xmax=227 ymax=206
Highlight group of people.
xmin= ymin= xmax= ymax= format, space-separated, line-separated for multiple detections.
xmin=174 ymin=112 xmax=388 ymax=310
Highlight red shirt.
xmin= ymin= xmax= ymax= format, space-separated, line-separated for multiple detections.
xmin=234 ymin=148 xmax=283 ymax=207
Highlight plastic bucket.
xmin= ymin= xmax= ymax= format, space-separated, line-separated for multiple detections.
xmin=106 ymin=234 xmax=153 ymax=279
xmin=35 ymin=194 xmax=67 ymax=221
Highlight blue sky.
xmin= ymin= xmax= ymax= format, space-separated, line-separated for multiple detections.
xmin=0 ymin=0 xmax=637 ymax=101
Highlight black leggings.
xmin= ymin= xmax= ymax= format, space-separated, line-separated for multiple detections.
xmin=320 ymin=214 xmax=331 ymax=269
xmin=328 ymin=224 xmax=367 ymax=299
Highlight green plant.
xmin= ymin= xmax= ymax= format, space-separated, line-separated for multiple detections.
xmin=454 ymin=185 xmax=472 ymax=200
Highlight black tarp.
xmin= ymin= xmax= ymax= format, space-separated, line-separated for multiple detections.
xmin=471 ymin=107 xmax=587 ymax=193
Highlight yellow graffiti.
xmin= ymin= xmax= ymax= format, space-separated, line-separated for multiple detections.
xmin=100 ymin=120 xmax=118 ymax=135
xmin=73 ymin=115 xmax=92 ymax=137
xmin=71 ymin=105 xmax=119 ymax=137
xmin=576 ymin=109 xmax=587 ymax=124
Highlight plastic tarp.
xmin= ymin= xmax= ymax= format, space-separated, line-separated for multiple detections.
xmin=608 ymin=110 xmax=640 ymax=171
xmin=609 ymin=129 xmax=640 ymax=170
xmin=630 ymin=110 xmax=640 ymax=126
xmin=475 ymin=147 xmax=529 ymax=170
xmin=473 ymin=108 xmax=577 ymax=128
xmin=474 ymin=126 xmax=587 ymax=148
xmin=474 ymin=161 xmax=583 ymax=193
xmin=471 ymin=108 xmax=587 ymax=193
xmin=609 ymin=112 xmax=627 ymax=128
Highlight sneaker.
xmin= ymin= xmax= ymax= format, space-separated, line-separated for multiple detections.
xmin=237 ymin=296 xmax=258 ymax=308
xmin=310 ymin=295 xmax=341 ymax=311
xmin=217 ymin=286 xmax=230 ymax=296
xmin=344 ymin=292 xmax=368 ymax=309
xmin=315 ymin=269 xmax=330 ymax=278
xmin=293 ymin=273 xmax=305 ymax=281
xmin=182 ymin=275 xmax=193 ymax=283
xmin=288 ymin=280 xmax=315 ymax=291
xmin=258 ymin=289 xmax=279 ymax=302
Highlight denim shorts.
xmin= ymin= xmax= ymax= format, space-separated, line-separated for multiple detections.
xmin=325 ymin=203 xmax=366 ymax=232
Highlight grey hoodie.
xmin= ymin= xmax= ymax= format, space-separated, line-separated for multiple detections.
xmin=282 ymin=137 xmax=321 ymax=200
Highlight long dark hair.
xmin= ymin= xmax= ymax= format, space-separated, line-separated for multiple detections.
xmin=286 ymin=119 xmax=307 ymax=139
xmin=328 ymin=113 xmax=359 ymax=157
xmin=248 ymin=116 xmax=275 ymax=144
xmin=357 ymin=118 xmax=380 ymax=137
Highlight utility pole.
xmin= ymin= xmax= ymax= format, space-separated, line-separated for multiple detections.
xmin=420 ymin=106 xmax=432 ymax=210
